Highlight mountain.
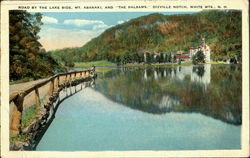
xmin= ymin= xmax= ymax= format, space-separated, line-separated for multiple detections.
xmin=50 ymin=11 xmax=242 ymax=64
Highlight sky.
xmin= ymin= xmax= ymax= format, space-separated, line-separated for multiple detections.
xmin=38 ymin=12 xmax=195 ymax=51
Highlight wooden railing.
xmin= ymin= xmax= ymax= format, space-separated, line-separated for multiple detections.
xmin=9 ymin=68 xmax=96 ymax=137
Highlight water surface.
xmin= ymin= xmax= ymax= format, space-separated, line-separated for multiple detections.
xmin=36 ymin=64 xmax=241 ymax=151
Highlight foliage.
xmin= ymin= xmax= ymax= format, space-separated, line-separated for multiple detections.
xmin=21 ymin=95 xmax=46 ymax=130
xmin=192 ymin=50 xmax=205 ymax=64
xmin=65 ymin=61 xmax=75 ymax=67
xmin=10 ymin=134 xmax=31 ymax=144
xmin=95 ymin=64 xmax=242 ymax=125
xmin=9 ymin=10 xmax=64 ymax=81
xmin=178 ymin=58 xmax=181 ymax=65
xmin=49 ymin=11 xmax=241 ymax=65
xmin=21 ymin=104 xmax=37 ymax=130
xmin=10 ymin=77 xmax=33 ymax=85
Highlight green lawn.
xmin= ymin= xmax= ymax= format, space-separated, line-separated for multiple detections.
xmin=74 ymin=60 xmax=228 ymax=69
xmin=207 ymin=61 xmax=228 ymax=64
xmin=21 ymin=104 xmax=37 ymax=131
xmin=74 ymin=60 xmax=116 ymax=68
xmin=124 ymin=62 xmax=193 ymax=68
xmin=10 ymin=77 xmax=34 ymax=85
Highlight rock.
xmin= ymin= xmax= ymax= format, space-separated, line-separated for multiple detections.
xmin=49 ymin=96 xmax=54 ymax=101
xmin=11 ymin=141 xmax=29 ymax=151
xmin=32 ymin=120 xmax=40 ymax=132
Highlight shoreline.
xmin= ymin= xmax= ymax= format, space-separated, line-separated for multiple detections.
xmin=10 ymin=62 xmax=232 ymax=86
xmin=94 ymin=61 xmax=231 ymax=70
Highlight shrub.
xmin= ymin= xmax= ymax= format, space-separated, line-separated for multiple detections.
xmin=192 ymin=50 xmax=205 ymax=64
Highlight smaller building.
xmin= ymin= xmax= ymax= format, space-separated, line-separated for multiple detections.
xmin=175 ymin=55 xmax=190 ymax=62
xmin=175 ymin=52 xmax=191 ymax=62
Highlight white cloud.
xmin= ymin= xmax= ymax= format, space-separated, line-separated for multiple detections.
xmin=117 ymin=19 xmax=129 ymax=24
xmin=117 ymin=20 xmax=124 ymax=24
xmin=63 ymin=19 xmax=104 ymax=27
xmin=38 ymin=26 xmax=104 ymax=51
xmin=63 ymin=19 xmax=113 ymax=31
xmin=42 ymin=16 xmax=58 ymax=24
xmin=93 ymin=23 xmax=110 ymax=30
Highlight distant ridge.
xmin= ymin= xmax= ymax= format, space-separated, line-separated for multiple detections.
xmin=50 ymin=11 xmax=242 ymax=64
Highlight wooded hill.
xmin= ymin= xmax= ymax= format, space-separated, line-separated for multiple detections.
xmin=50 ymin=10 xmax=242 ymax=65
xmin=10 ymin=10 xmax=65 ymax=81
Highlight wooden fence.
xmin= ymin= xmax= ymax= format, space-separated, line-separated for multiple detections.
xmin=9 ymin=68 xmax=96 ymax=137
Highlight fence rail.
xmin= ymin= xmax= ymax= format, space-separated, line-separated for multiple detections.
xmin=9 ymin=68 xmax=96 ymax=138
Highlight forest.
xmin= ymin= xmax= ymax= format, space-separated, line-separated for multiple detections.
xmin=9 ymin=10 xmax=242 ymax=81
xmin=9 ymin=10 xmax=64 ymax=81
xmin=50 ymin=10 xmax=242 ymax=65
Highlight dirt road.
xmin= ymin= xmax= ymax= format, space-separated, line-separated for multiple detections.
xmin=10 ymin=78 xmax=48 ymax=96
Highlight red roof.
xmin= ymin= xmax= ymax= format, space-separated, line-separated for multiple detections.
xmin=176 ymin=55 xmax=190 ymax=59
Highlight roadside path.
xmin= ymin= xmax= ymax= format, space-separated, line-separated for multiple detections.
xmin=10 ymin=78 xmax=48 ymax=96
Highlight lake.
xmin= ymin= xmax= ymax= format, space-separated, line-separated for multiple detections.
xmin=36 ymin=64 xmax=241 ymax=151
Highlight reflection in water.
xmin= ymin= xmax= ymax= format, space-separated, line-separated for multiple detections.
xmin=36 ymin=87 xmax=241 ymax=151
xmin=95 ymin=64 xmax=241 ymax=125
xmin=158 ymin=95 xmax=180 ymax=109
xmin=144 ymin=69 xmax=147 ymax=80
xmin=154 ymin=70 xmax=158 ymax=80
xmin=36 ymin=64 xmax=241 ymax=151
xmin=167 ymin=65 xmax=211 ymax=85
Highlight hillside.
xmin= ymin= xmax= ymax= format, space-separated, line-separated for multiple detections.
xmin=10 ymin=10 xmax=65 ymax=81
xmin=50 ymin=11 xmax=242 ymax=65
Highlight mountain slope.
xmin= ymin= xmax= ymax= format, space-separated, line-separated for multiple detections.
xmin=50 ymin=11 xmax=242 ymax=64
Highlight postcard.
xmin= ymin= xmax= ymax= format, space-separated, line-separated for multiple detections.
xmin=1 ymin=0 xmax=249 ymax=157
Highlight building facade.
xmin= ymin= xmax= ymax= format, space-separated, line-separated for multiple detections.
xmin=189 ymin=44 xmax=211 ymax=63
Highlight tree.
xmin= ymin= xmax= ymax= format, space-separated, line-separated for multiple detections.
xmin=173 ymin=55 xmax=177 ymax=63
xmin=155 ymin=55 xmax=160 ymax=63
xmin=65 ymin=61 xmax=75 ymax=67
xmin=192 ymin=50 xmax=205 ymax=64
xmin=165 ymin=53 xmax=172 ymax=63
xmin=9 ymin=10 xmax=63 ymax=81
xmin=146 ymin=53 xmax=153 ymax=64
xmin=48 ymin=11 xmax=242 ymax=65
xmin=159 ymin=53 xmax=164 ymax=63
xmin=178 ymin=58 xmax=181 ymax=65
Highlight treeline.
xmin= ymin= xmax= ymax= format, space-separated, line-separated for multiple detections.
xmin=50 ymin=10 xmax=242 ymax=65
xmin=115 ymin=52 xmax=177 ymax=65
xmin=9 ymin=10 xmax=64 ymax=81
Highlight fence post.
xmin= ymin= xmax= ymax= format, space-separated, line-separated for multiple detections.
xmin=49 ymin=79 xmax=54 ymax=96
xmin=10 ymin=94 xmax=24 ymax=136
xmin=57 ymin=76 xmax=60 ymax=90
xmin=35 ymin=87 xmax=41 ymax=113
xmin=83 ymin=71 xmax=85 ymax=78
xmin=65 ymin=74 xmax=67 ymax=84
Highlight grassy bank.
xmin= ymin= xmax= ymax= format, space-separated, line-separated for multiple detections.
xmin=10 ymin=77 xmax=34 ymax=85
xmin=124 ymin=62 xmax=193 ymax=68
xmin=74 ymin=60 xmax=116 ymax=68
xmin=207 ymin=61 xmax=228 ymax=64
xmin=75 ymin=60 xmax=229 ymax=69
